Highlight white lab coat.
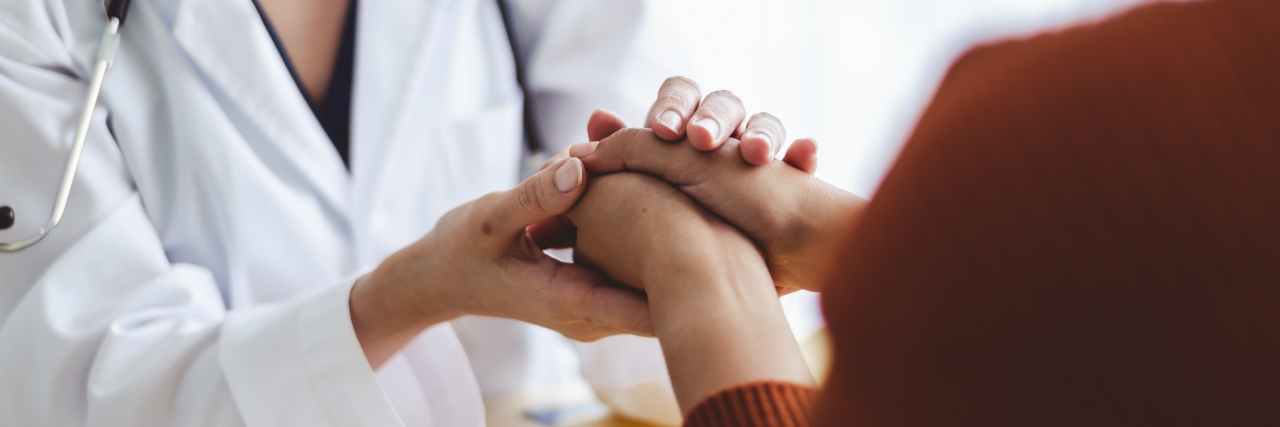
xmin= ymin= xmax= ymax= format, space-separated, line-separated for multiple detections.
xmin=0 ymin=0 xmax=686 ymax=424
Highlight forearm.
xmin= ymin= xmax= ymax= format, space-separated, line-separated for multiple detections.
xmin=350 ymin=241 xmax=461 ymax=369
xmin=644 ymin=230 xmax=814 ymax=414
xmin=780 ymin=177 xmax=868 ymax=290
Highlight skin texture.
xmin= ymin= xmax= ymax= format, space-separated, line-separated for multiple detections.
xmin=542 ymin=78 xmax=820 ymax=172
xmin=346 ymin=75 xmax=834 ymax=373
xmin=349 ymin=158 xmax=653 ymax=369
xmin=565 ymin=173 xmax=814 ymax=414
xmin=571 ymin=128 xmax=866 ymax=292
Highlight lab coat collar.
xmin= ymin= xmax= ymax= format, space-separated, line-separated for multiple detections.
xmin=170 ymin=0 xmax=351 ymax=217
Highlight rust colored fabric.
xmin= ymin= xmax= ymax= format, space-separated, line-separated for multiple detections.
xmin=684 ymin=382 xmax=818 ymax=427
xmin=687 ymin=0 xmax=1280 ymax=425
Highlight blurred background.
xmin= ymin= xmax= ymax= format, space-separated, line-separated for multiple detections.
xmin=520 ymin=1 xmax=1159 ymax=425
xmin=656 ymin=0 xmax=1151 ymax=351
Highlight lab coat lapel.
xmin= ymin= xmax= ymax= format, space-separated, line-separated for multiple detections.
xmin=349 ymin=0 xmax=453 ymax=176
xmin=171 ymin=0 xmax=350 ymax=216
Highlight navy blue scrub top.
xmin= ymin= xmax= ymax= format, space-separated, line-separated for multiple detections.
xmin=251 ymin=0 xmax=357 ymax=169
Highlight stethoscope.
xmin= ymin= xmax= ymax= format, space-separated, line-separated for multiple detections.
xmin=0 ymin=0 xmax=543 ymax=253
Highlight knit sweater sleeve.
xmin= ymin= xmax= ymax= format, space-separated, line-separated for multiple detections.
xmin=683 ymin=381 xmax=819 ymax=427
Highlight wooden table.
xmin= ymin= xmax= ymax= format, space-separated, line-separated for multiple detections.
xmin=489 ymin=330 xmax=832 ymax=427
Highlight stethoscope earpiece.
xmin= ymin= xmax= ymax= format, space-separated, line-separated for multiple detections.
xmin=0 ymin=206 xmax=13 ymax=230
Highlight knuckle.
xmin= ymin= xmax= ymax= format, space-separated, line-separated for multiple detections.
xmin=611 ymin=127 xmax=651 ymax=141
xmin=603 ymin=127 xmax=652 ymax=152
xmin=696 ymin=102 xmax=733 ymax=119
xmin=749 ymin=112 xmax=786 ymax=137
xmin=515 ymin=182 xmax=549 ymax=217
xmin=752 ymin=111 xmax=780 ymax=123
xmin=698 ymin=92 xmax=746 ymax=118
xmin=706 ymin=90 xmax=745 ymax=111
xmin=657 ymin=76 xmax=701 ymax=109
xmin=663 ymin=76 xmax=700 ymax=93
xmin=707 ymin=89 xmax=742 ymax=104
xmin=657 ymin=91 xmax=698 ymax=110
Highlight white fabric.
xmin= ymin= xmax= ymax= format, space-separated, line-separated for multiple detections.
xmin=0 ymin=0 xmax=686 ymax=425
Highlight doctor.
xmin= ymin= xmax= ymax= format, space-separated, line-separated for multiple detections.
xmin=0 ymin=0 xmax=781 ymax=425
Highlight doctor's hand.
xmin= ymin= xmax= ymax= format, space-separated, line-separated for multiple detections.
xmin=349 ymin=157 xmax=652 ymax=369
xmin=572 ymin=128 xmax=867 ymax=292
xmin=600 ymin=76 xmax=819 ymax=169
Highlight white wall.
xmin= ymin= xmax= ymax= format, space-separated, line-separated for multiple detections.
xmin=656 ymin=0 xmax=1151 ymax=195
xmin=649 ymin=0 xmax=1154 ymax=337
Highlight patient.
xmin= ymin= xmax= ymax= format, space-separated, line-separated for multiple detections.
xmin=566 ymin=170 xmax=817 ymax=413
xmin=564 ymin=0 xmax=1280 ymax=425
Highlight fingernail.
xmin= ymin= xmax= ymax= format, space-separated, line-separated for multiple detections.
xmin=745 ymin=131 xmax=773 ymax=151
xmin=570 ymin=140 xmax=599 ymax=157
xmin=693 ymin=118 xmax=720 ymax=139
xmin=555 ymin=157 xmax=584 ymax=193
xmin=659 ymin=110 xmax=682 ymax=132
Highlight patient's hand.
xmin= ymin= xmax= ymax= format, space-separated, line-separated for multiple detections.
xmin=564 ymin=173 xmax=813 ymax=414
xmin=564 ymin=173 xmax=763 ymax=293
xmin=570 ymin=128 xmax=867 ymax=292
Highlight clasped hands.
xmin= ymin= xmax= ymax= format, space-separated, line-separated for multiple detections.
xmin=350 ymin=76 xmax=866 ymax=414
xmin=533 ymin=78 xmax=867 ymax=412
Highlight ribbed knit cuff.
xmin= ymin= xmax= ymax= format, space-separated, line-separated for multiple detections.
xmin=684 ymin=381 xmax=819 ymax=427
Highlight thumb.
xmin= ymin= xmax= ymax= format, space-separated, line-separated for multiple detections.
xmin=489 ymin=157 xmax=586 ymax=235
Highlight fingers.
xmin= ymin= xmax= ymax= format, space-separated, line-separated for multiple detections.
xmin=527 ymin=215 xmax=577 ymax=249
xmin=571 ymin=128 xmax=709 ymax=186
xmin=569 ymin=140 xmax=599 ymax=159
xmin=782 ymin=138 xmax=818 ymax=174
xmin=572 ymin=128 xmax=815 ymax=184
xmin=572 ymin=280 xmax=655 ymax=338
xmin=738 ymin=112 xmax=786 ymax=166
xmin=487 ymin=157 xmax=586 ymax=236
xmin=539 ymin=146 xmax=571 ymax=172
xmin=587 ymin=109 xmax=627 ymax=141
xmin=687 ymin=90 xmax=746 ymax=151
xmin=647 ymin=76 xmax=702 ymax=140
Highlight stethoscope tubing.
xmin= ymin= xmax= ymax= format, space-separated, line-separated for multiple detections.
xmin=1 ymin=0 xmax=537 ymax=253
xmin=0 ymin=18 xmax=120 ymax=253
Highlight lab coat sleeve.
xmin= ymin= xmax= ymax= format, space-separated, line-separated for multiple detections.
xmin=515 ymin=0 xmax=687 ymax=423
xmin=0 ymin=17 xmax=398 ymax=427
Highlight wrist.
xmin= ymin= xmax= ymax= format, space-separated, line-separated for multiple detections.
xmin=350 ymin=241 xmax=463 ymax=369
xmin=645 ymin=249 xmax=814 ymax=414
xmin=771 ymin=180 xmax=867 ymax=292
xmin=790 ymin=180 xmax=865 ymax=248
xmin=639 ymin=219 xmax=763 ymax=295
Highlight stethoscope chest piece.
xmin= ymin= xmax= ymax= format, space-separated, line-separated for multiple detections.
xmin=0 ymin=0 xmax=127 ymax=253
xmin=0 ymin=206 xmax=13 ymax=230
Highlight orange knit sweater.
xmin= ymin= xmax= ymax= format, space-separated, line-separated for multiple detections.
xmin=687 ymin=0 xmax=1280 ymax=425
